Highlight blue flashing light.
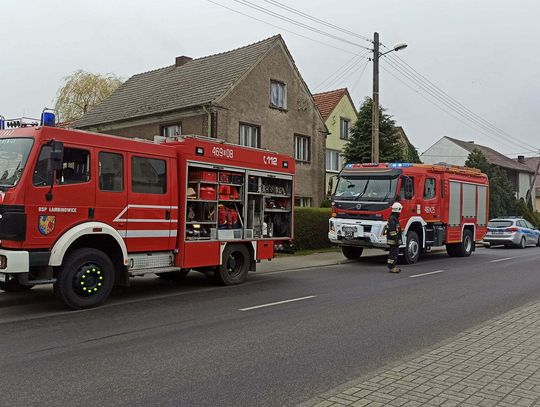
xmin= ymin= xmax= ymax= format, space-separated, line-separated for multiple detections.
xmin=40 ymin=110 xmax=56 ymax=127
xmin=0 ymin=116 xmax=4 ymax=130
xmin=388 ymin=163 xmax=413 ymax=168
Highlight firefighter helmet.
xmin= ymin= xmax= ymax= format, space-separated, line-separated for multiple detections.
xmin=391 ymin=202 xmax=403 ymax=213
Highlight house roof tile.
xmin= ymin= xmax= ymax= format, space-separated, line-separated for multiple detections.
xmin=75 ymin=35 xmax=282 ymax=128
xmin=446 ymin=136 xmax=535 ymax=173
xmin=312 ymin=88 xmax=354 ymax=120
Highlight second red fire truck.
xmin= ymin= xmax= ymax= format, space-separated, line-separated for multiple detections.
xmin=328 ymin=163 xmax=489 ymax=263
xmin=0 ymin=117 xmax=294 ymax=309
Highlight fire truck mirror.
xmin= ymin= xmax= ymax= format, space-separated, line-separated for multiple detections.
xmin=49 ymin=140 xmax=64 ymax=172
xmin=404 ymin=177 xmax=414 ymax=200
xmin=327 ymin=176 xmax=335 ymax=198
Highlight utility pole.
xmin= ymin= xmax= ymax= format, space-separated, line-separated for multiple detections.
xmin=371 ymin=32 xmax=380 ymax=163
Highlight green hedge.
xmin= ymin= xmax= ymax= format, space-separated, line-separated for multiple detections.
xmin=293 ymin=207 xmax=333 ymax=251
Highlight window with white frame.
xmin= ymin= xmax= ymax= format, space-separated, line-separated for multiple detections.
xmin=162 ymin=124 xmax=181 ymax=137
xmin=239 ymin=123 xmax=260 ymax=148
xmin=326 ymin=149 xmax=341 ymax=172
xmin=270 ymin=80 xmax=287 ymax=109
xmin=294 ymin=197 xmax=312 ymax=207
xmin=294 ymin=135 xmax=310 ymax=162
xmin=340 ymin=118 xmax=350 ymax=140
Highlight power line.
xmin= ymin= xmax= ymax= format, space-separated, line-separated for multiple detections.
xmin=206 ymin=0 xmax=362 ymax=55
xmin=381 ymin=56 xmax=538 ymax=153
xmin=350 ymin=60 xmax=371 ymax=95
xmin=379 ymin=63 xmax=529 ymax=153
xmin=230 ymin=0 xmax=372 ymax=51
xmin=260 ymin=0 xmax=372 ymax=43
xmin=383 ymin=48 xmax=539 ymax=151
xmin=313 ymin=50 xmax=370 ymax=92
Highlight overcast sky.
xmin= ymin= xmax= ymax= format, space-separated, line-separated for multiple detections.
xmin=2 ymin=0 xmax=539 ymax=156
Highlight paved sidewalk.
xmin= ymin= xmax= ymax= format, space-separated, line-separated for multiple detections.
xmin=300 ymin=300 xmax=540 ymax=407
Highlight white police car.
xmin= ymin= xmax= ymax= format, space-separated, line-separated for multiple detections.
xmin=484 ymin=217 xmax=540 ymax=248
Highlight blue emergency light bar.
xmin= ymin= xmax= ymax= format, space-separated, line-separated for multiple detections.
xmin=388 ymin=163 xmax=413 ymax=168
xmin=41 ymin=109 xmax=56 ymax=127
xmin=0 ymin=109 xmax=56 ymax=129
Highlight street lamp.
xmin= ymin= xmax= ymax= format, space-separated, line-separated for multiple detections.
xmin=371 ymin=33 xmax=408 ymax=163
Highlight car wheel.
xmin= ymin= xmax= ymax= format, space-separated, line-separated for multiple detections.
xmin=341 ymin=246 xmax=364 ymax=260
xmin=214 ymin=244 xmax=250 ymax=286
xmin=54 ymin=248 xmax=115 ymax=310
xmin=536 ymin=236 xmax=540 ymax=247
xmin=518 ymin=236 xmax=526 ymax=249
xmin=403 ymin=230 xmax=420 ymax=264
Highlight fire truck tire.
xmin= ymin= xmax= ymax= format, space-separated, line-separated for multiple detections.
xmin=158 ymin=269 xmax=190 ymax=281
xmin=341 ymin=246 xmax=364 ymax=260
xmin=214 ymin=244 xmax=250 ymax=286
xmin=403 ymin=231 xmax=420 ymax=264
xmin=446 ymin=230 xmax=474 ymax=257
xmin=0 ymin=278 xmax=34 ymax=292
xmin=54 ymin=248 xmax=115 ymax=310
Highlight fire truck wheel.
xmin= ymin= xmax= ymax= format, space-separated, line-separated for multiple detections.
xmin=214 ymin=244 xmax=250 ymax=286
xmin=403 ymin=231 xmax=420 ymax=264
xmin=0 ymin=278 xmax=34 ymax=293
xmin=447 ymin=230 xmax=474 ymax=257
xmin=341 ymin=246 xmax=364 ymax=260
xmin=54 ymin=248 xmax=115 ymax=310
xmin=158 ymin=269 xmax=190 ymax=281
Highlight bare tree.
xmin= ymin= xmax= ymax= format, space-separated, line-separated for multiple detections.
xmin=54 ymin=70 xmax=123 ymax=122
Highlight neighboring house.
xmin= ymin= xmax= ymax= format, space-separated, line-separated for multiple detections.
xmin=75 ymin=35 xmax=327 ymax=206
xmin=521 ymin=156 xmax=540 ymax=211
xmin=421 ymin=136 xmax=535 ymax=200
xmin=312 ymin=88 xmax=357 ymax=196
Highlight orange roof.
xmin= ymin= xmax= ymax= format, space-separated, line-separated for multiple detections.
xmin=312 ymin=88 xmax=352 ymax=120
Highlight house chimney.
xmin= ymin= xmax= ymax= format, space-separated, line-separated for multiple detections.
xmin=175 ymin=56 xmax=192 ymax=67
xmin=517 ymin=155 xmax=525 ymax=163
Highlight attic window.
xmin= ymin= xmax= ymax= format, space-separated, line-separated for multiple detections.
xmin=270 ymin=80 xmax=287 ymax=110
xmin=162 ymin=124 xmax=181 ymax=138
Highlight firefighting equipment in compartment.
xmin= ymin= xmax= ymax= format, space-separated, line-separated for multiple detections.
xmin=218 ymin=205 xmax=239 ymax=229
xmin=200 ymin=186 xmax=217 ymax=200
xmin=187 ymin=187 xmax=197 ymax=199
xmin=219 ymin=185 xmax=240 ymax=200
xmin=391 ymin=202 xmax=403 ymax=213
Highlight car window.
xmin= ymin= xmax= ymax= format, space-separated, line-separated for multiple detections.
xmin=524 ymin=220 xmax=535 ymax=229
xmin=517 ymin=220 xmax=526 ymax=228
xmin=488 ymin=220 xmax=512 ymax=228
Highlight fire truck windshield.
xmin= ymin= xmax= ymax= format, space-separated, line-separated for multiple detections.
xmin=334 ymin=175 xmax=398 ymax=202
xmin=0 ymin=138 xmax=34 ymax=189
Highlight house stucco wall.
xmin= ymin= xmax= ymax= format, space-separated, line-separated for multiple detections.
xmin=420 ymin=137 xmax=468 ymax=166
xmin=324 ymin=95 xmax=357 ymax=194
xmin=218 ymin=44 xmax=327 ymax=206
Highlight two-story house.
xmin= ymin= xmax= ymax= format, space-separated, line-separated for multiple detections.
xmin=312 ymin=88 xmax=357 ymax=194
xmin=75 ymin=35 xmax=327 ymax=206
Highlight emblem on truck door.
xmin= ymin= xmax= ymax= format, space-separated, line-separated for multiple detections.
xmin=38 ymin=216 xmax=56 ymax=235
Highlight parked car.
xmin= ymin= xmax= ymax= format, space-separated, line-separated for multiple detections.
xmin=483 ymin=217 xmax=540 ymax=248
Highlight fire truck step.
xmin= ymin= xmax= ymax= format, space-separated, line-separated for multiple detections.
xmin=128 ymin=252 xmax=175 ymax=270
xmin=129 ymin=266 xmax=182 ymax=277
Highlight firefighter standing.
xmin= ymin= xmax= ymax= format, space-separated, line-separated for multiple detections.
xmin=386 ymin=202 xmax=403 ymax=273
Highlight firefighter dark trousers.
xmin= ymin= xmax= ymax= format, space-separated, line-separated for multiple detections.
xmin=387 ymin=244 xmax=399 ymax=270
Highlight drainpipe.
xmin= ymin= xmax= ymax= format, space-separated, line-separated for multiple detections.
xmin=202 ymin=105 xmax=212 ymax=137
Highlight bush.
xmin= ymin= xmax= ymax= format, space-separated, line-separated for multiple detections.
xmin=294 ymin=207 xmax=332 ymax=251
xmin=516 ymin=199 xmax=540 ymax=228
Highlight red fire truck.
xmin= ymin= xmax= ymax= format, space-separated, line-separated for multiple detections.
xmin=0 ymin=117 xmax=294 ymax=309
xmin=328 ymin=163 xmax=489 ymax=263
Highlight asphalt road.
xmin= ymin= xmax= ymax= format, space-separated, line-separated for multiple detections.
xmin=1 ymin=246 xmax=540 ymax=407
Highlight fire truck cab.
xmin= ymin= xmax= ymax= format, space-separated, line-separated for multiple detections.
xmin=0 ymin=119 xmax=294 ymax=309
xmin=328 ymin=163 xmax=489 ymax=263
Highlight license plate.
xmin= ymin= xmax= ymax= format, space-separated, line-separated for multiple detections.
xmin=0 ymin=273 xmax=6 ymax=283
xmin=493 ymin=231 xmax=504 ymax=234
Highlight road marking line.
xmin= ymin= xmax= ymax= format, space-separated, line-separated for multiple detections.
xmin=409 ymin=270 xmax=446 ymax=278
xmin=239 ymin=295 xmax=316 ymax=311
xmin=490 ymin=257 xmax=515 ymax=263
